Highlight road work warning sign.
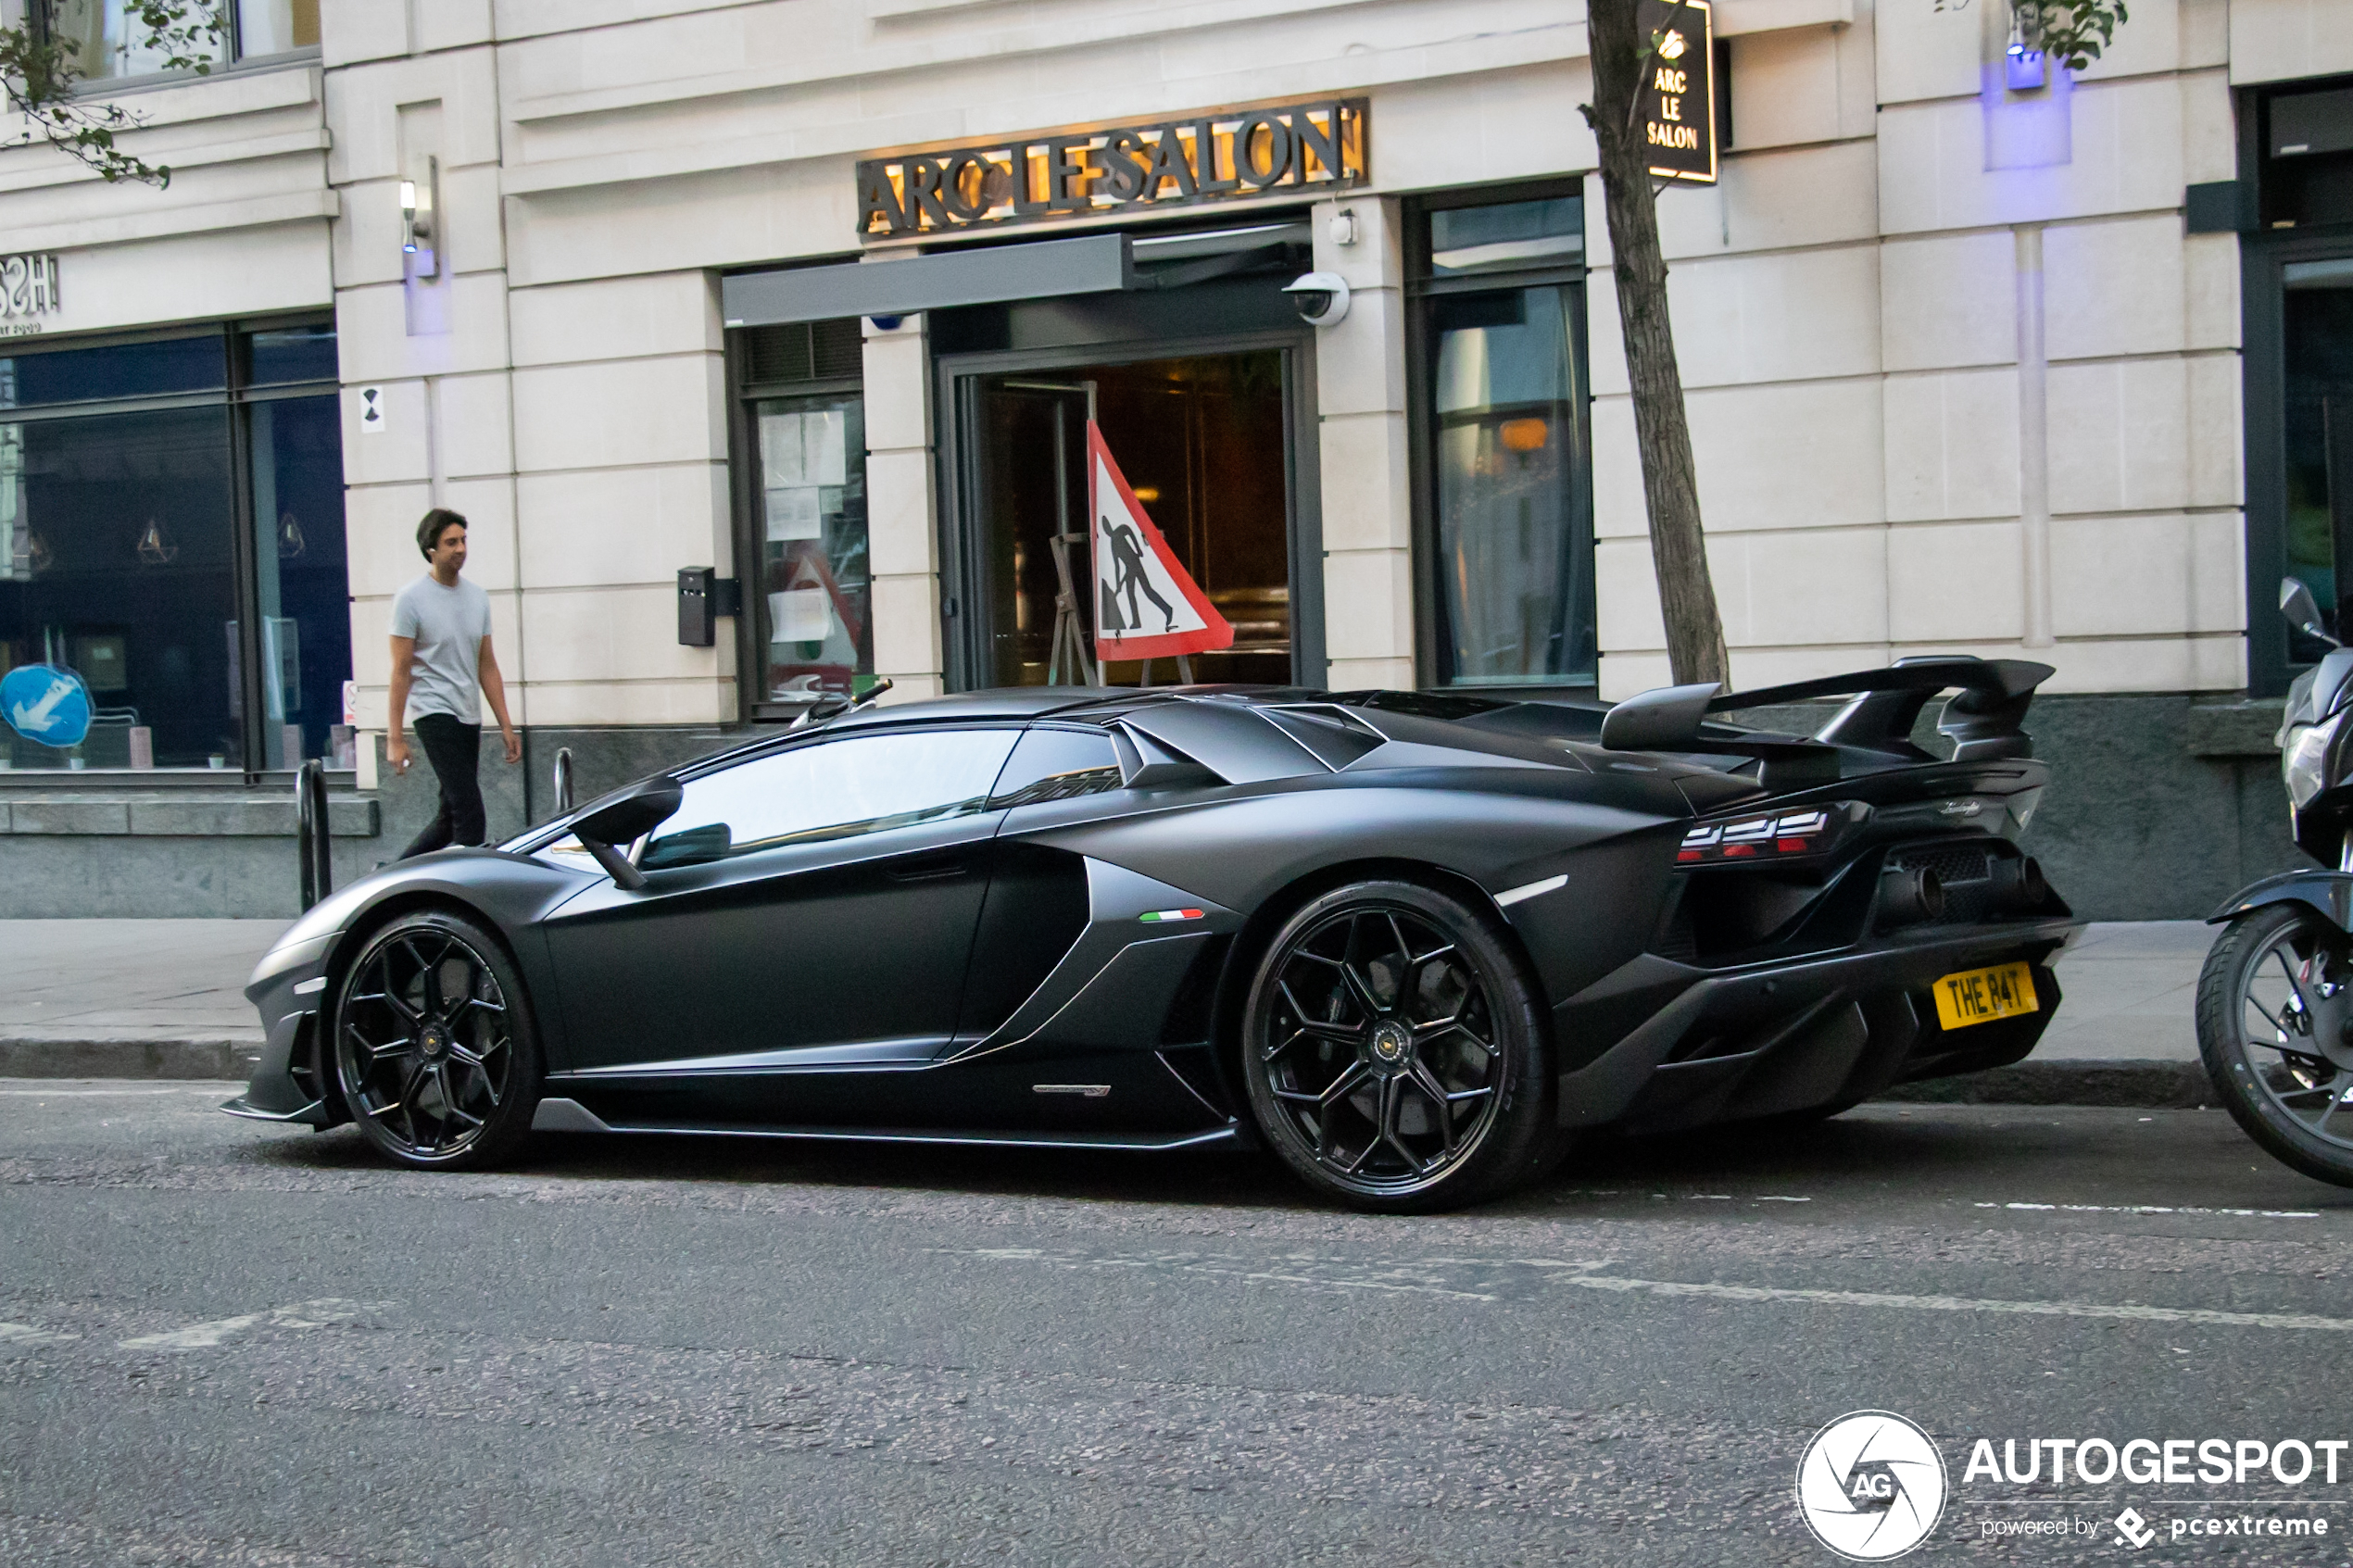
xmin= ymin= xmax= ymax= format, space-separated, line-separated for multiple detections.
xmin=1088 ymin=420 xmax=1232 ymax=663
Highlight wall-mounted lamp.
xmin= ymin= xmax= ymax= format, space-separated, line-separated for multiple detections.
xmin=400 ymin=157 xmax=439 ymax=278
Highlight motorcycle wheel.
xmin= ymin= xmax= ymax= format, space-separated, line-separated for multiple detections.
xmin=2195 ymin=902 xmax=2353 ymax=1187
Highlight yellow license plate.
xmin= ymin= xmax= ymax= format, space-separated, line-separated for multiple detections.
xmin=1933 ymin=961 xmax=2039 ymax=1030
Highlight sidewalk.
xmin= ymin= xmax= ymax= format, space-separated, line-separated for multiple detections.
xmin=0 ymin=919 xmax=283 ymax=1079
xmin=0 ymin=917 xmax=2217 ymax=1105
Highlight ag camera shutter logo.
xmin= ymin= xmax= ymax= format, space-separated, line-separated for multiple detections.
xmin=1796 ymin=1411 xmax=1948 ymax=1561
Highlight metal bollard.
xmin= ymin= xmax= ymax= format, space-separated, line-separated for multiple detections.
xmin=296 ymin=758 xmax=332 ymax=911
xmin=553 ymin=746 xmax=574 ymax=814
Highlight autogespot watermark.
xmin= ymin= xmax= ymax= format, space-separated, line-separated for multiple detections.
xmin=1797 ymin=1415 xmax=2342 ymax=1558
xmin=1797 ymin=1411 xmax=1949 ymax=1561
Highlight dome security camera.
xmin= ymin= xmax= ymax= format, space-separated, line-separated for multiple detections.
xmin=1283 ymin=272 xmax=1352 ymax=327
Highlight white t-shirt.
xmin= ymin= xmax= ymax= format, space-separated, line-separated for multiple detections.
xmin=390 ymin=573 xmax=492 ymax=724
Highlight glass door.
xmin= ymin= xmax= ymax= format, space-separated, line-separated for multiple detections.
xmin=957 ymin=350 xmax=1298 ymax=690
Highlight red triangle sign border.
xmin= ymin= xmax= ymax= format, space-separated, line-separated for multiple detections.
xmin=1088 ymin=419 xmax=1234 ymax=662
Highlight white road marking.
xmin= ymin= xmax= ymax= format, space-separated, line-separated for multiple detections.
xmin=0 ymin=1323 xmax=77 ymax=1346
xmin=944 ymin=1248 xmax=1498 ymax=1302
xmin=1495 ymin=873 xmax=1567 ymax=908
xmin=948 ymin=1248 xmax=2352 ymax=1332
xmin=118 ymin=1298 xmax=392 ymax=1350
xmin=1978 ymin=1201 xmax=2321 ymax=1219
xmin=1554 ymin=1187 xmax=1809 ymax=1204
xmin=1552 ymin=1271 xmax=2353 ymax=1331
xmin=0 ymin=1087 xmax=225 ymax=1097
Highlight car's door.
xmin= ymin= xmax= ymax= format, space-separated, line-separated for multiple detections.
xmin=540 ymin=723 xmax=1021 ymax=1073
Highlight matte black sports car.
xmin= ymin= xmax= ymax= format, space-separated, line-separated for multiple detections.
xmin=228 ymin=660 xmax=2080 ymax=1211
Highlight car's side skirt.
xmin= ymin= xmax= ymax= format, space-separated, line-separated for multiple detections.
xmin=528 ymin=1097 xmax=1242 ymax=1154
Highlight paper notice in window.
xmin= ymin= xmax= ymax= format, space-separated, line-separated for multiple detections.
xmin=812 ymin=409 xmax=848 ymax=486
xmin=770 ymin=587 xmax=833 ymax=644
xmin=765 ymin=486 xmax=822 ymax=541
xmin=761 ymin=412 xmax=806 ymax=486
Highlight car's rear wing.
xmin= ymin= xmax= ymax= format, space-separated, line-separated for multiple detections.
xmin=1598 ymin=656 xmax=2056 ymax=789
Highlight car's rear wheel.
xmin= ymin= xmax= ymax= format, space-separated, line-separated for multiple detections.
xmin=331 ymin=910 xmax=541 ymax=1170
xmin=1240 ymin=880 xmax=1560 ymax=1212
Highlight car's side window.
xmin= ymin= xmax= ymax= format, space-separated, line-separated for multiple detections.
xmin=988 ymin=726 xmax=1126 ymax=809
xmin=640 ymin=727 xmax=1020 ymax=870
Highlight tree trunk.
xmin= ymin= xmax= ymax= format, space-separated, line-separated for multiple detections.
xmin=1584 ymin=0 xmax=1730 ymax=687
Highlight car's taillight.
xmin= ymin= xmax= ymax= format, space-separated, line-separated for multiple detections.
xmin=1679 ymin=807 xmax=1840 ymax=865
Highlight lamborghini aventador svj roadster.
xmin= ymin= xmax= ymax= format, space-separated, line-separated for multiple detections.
xmin=228 ymin=659 xmax=2081 ymax=1212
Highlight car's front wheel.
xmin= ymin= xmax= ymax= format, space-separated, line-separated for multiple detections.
xmin=330 ymin=909 xmax=542 ymax=1170
xmin=1240 ymin=880 xmax=1561 ymax=1212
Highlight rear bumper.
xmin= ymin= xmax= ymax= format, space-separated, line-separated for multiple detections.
xmin=1554 ymin=916 xmax=2081 ymax=1132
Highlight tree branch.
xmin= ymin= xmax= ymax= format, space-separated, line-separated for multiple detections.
xmin=0 ymin=1 xmax=226 ymax=185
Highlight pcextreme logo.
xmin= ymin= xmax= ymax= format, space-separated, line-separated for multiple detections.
xmin=1796 ymin=1411 xmax=1950 ymax=1561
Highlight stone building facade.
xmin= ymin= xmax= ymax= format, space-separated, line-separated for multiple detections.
xmin=2 ymin=0 xmax=2348 ymax=918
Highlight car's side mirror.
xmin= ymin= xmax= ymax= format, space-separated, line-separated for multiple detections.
xmin=571 ymin=774 xmax=683 ymax=890
xmin=2282 ymin=578 xmax=2340 ymax=647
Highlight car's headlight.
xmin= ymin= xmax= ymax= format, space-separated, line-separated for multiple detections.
xmin=2284 ymin=710 xmax=2346 ymax=811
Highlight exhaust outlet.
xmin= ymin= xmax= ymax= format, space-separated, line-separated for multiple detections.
xmin=1879 ymin=864 xmax=1945 ymax=927
xmin=1986 ymin=855 xmax=2048 ymax=911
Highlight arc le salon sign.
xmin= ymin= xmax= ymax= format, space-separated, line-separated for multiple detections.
xmin=855 ymin=99 xmax=1367 ymax=239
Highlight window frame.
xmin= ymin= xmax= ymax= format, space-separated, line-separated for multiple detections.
xmin=20 ymin=0 xmax=322 ymax=94
xmin=1403 ymin=179 xmax=1598 ymax=694
xmin=636 ymin=719 xmax=1027 ymax=870
xmin=0 ymin=314 xmax=342 ymax=779
xmin=2241 ymin=77 xmax=2353 ymax=696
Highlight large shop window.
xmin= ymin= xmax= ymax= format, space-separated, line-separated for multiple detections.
xmin=1408 ymin=188 xmax=1596 ymax=689
xmin=23 ymin=0 xmax=320 ymax=82
xmin=2244 ymin=77 xmax=2353 ymax=690
xmin=732 ymin=319 xmax=874 ymax=715
xmin=0 ymin=324 xmax=349 ymax=771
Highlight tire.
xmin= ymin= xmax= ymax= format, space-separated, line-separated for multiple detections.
xmin=2195 ymin=902 xmax=2353 ymax=1188
xmin=329 ymin=909 xmax=543 ymax=1171
xmin=1239 ymin=879 xmax=1563 ymax=1212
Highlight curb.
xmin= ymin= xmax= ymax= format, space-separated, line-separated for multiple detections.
xmin=1874 ymin=1060 xmax=2211 ymax=1110
xmin=0 ymin=1039 xmax=264 ymax=1081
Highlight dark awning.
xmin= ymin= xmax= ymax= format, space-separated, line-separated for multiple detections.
xmin=721 ymin=234 xmax=1133 ymax=327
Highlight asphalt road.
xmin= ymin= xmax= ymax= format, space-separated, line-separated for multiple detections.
xmin=3 ymin=1086 xmax=2349 ymax=1567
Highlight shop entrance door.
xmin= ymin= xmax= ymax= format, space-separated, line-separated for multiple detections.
xmin=949 ymin=345 xmax=1315 ymax=689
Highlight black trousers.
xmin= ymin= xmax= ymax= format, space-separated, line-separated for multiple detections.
xmin=401 ymin=712 xmax=485 ymax=858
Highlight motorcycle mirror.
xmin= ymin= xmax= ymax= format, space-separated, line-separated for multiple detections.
xmin=2281 ymin=578 xmax=2340 ymax=646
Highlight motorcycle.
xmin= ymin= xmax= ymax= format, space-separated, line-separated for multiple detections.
xmin=2197 ymin=578 xmax=2353 ymax=1185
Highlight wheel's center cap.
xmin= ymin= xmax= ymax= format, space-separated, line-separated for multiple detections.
xmin=419 ymin=1025 xmax=447 ymax=1059
xmin=1367 ymin=1021 xmax=1412 ymax=1069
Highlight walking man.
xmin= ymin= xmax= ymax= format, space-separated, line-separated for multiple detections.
xmin=386 ymin=508 xmax=521 ymax=858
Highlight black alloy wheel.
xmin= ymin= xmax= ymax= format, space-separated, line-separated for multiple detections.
xmin=2196 ymin=902 xmax=2353 ymax=1187
xmin=1241 ymin=880 xmax=1561 ymax=1212
xmin=332 ymin=910 xmax=541 ymax=1170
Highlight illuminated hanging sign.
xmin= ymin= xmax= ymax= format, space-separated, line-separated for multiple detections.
xmin=0 ymin=253 xmax=60 ymax=335
xmin=1637 ymin=0 xmax=1717 ymax=184
xmin=856 ymin=99 xmax=1367 ymax=240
